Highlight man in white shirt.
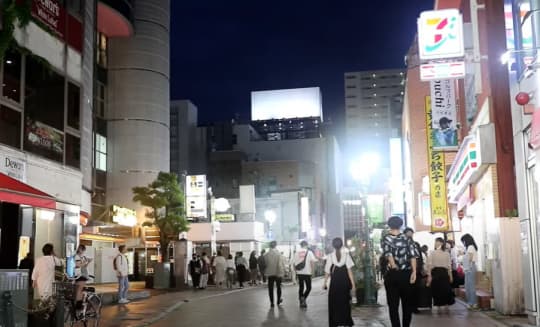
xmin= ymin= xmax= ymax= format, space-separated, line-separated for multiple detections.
xmin=294 ymin=240 xmax=318 ymax=308
xmin=114 ymin=245 xmax=130 ymax=304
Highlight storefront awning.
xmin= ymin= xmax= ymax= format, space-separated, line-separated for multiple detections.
xmin=0 ymin=173 xmax=56 ymax=209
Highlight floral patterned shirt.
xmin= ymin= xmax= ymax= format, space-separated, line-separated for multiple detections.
xmin=381 ymin=233 xmax=419 ymax=271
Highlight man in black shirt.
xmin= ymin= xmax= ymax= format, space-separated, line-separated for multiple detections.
xmin=382 ymin=216 xmax=419 ymax=327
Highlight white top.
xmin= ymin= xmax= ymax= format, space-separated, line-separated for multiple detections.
xmin=114 ymin=253 xmax=129 ymax=277
xmin=294 ymin=249 xmax=318 ymax=275
xmin=226 ymin=259 xmax=236 ymax=270
xmin=32 ymin=255 xmax=60 ymax=299
xmin=462 ymin=245 xmax=477 ymax=272
xmin=213 ymin=256 xmax=227 ymax=269
xmin=324 ymin=248 xmax=354 ymax=274
xmin=75 ymin=254 xmax=91 ymax=278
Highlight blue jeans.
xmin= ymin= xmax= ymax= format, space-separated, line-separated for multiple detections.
xmin=464 ymin=265 xmax=477 ymax=305
xmin=118 ymin=276 xmax=129 ymax=300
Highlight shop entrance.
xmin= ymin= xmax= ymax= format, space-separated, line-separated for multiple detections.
xmin=0 ymin=203 xmax=21 ymax=269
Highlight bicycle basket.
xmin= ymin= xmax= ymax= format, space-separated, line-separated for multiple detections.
xmin=53 ymin=281 xmax=77 ymax=300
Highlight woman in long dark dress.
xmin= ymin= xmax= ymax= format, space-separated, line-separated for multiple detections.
xmin=324 ymin=238 xmax=356 ymax=327
xmin=427 ymin=237 xmax=454 ymax=310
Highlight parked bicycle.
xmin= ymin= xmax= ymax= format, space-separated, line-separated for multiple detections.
xmin=56 ymin=274 xmax=102 ymax=327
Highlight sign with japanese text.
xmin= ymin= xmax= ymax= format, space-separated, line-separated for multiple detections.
xmin=418 ymin=9 xmax=464 ymax=60
xmin=430 ymin=80 xmax=458 ymax=150
xmin=185 ymin=175 xmax=207 ymax=197
xmin=425 ymin=97 xmax=450 ymax=232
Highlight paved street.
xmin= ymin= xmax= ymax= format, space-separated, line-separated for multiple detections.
xmin=98 ymin=279 xmax=509 ymax=327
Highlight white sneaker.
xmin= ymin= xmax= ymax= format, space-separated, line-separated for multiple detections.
xmin=118 ymin=298 xmax=130 ymax=304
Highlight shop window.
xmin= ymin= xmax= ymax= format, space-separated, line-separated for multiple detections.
xmin=0 ymin=105 xmax=21 ymax=149
xmin=66 ymin=133 xmax=80 ymax=169
xmin=95 ymin=133 xmax=107 ymax=171
xmin=2 ymin=48 xmax=22 ymax=103
xmin=67 ymin=82 xmax=80 ymax=130
xmin=25 ymin=56 xmax=65 ymax=131
xmin=96 ymin=33 xmax=108 ymax=68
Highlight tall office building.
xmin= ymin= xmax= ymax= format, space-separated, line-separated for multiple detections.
xmin=344 ymin=69 xmax=405 ymax=166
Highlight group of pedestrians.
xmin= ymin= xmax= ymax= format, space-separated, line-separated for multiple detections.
xmin=380 ymin=216 xmax=480 ymax=327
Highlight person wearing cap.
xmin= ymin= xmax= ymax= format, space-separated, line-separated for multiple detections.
xmin=293 ymin=240 xmax=318 ymax=308
xmin=435 ymin=116 xmax=457 ymax=147
xmin=381 ymin=216 xmax=419 ymax=327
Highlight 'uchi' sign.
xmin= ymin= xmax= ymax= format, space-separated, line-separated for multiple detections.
xmin=32 ymin=0 xmax=65 ymax=37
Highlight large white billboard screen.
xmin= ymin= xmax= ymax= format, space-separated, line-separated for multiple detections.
xmin=251 ymin=87 xmax=323 ymax=121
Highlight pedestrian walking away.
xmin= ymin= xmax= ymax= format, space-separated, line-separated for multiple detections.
xmin=249 ymin=251 xmax=259 ymax=286
xmin=258 ymin=249 xmax=267 ymax=283
xmin=32 ymin=243 xmax=60 ymax=300
xmin=189 ymin=254 xmax=202 ymax=289
xmin=461 ymin=233 xmax=479 ymax=309
xmin=324 ymin=237 xmax=355 ymax=327
xmin=426 ymin=237 xmax=455 ymax=311
xmin=226 ymin=254 xmax=236 ymax=289
xmin=294 ymin=240 xmax=318 ymax=308
xmin=200 ymin=252 xmax=211 ymax=289
xmin=236 ymin=252 xmax=249 ymax=288
xmin=114 ymin=245 xmax=130 ymax=304
xmin=404 ymin=227 xmax=423 ymax=313
xmin=213 ymin=251 xmax=227 ymax=288
xmin=381 ymin=216 xmax=419 ymax=327
xmin=264 ymin=241 xmax=285 ymax=307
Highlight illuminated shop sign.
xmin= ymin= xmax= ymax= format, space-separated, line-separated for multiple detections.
xmin=418 ymin=9 xmax=464 ymax=60
xmin=420 ymin=61 xmax=465 ymax=81
xmin=112 ymin=205 xmax=137 ymax=227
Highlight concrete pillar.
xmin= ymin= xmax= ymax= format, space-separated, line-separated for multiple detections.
xmin=106 ymin=0 xmax=171 ymax=210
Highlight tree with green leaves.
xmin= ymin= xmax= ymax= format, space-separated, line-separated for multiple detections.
xmin=132 ymin=172 xmax=189 ymax=254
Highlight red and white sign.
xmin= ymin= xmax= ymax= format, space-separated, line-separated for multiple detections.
xmin=32 ymin=0 xmax=66 ymax=37
xmin=529 ymin=110 xmax=540 ymax=150
xmin=420 ymin=61 xmax=466 ymax=81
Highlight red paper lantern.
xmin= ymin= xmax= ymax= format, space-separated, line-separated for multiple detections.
xmin=516 ymin=92 xmax=530 ymax=106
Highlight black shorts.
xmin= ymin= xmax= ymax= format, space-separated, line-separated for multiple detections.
xmin=76 ymin=276 xmax=88 ymax=282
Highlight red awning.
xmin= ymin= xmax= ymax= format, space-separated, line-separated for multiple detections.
xmin=0 ymin=173 xmax=56 ymax=209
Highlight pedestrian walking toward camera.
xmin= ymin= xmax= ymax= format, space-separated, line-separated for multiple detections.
xmin=213 ymin=251 xmax=227 ymax=288
xmin=258 ymin=249 xmax=267 ymax=283
xmin=114 ymin=245 xmax=130 ymax=304
xmin=323 ymin=237 xmax=355 ymax=327
xmin=461 ymin=233 xmax=479 ymax=309
xmin=249 ymin=251 xmax=259 ymax=286
xmin=382 ymin=216 xmax=419 ymax=327
xmin=427 ymin=237 xmax=454 ymax=311
xmin=264 ymin=241 xmax=285 ymax=307
xmin=236 ymin=252 xmax=249 ymax=288
xmin=294 ymin=240 xmax=318 ymax=308
xmin=226 ymin=254 xmax=236 ymax=289
xmin=189 ymin=254 xmax=202 ymax=289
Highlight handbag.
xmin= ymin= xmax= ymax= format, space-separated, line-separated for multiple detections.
xmin=295 ymin=250 xmax=310 ymax=271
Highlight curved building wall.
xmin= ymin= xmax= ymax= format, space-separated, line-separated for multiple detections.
xmin=107 ymin=0 xmax=170 ymax=209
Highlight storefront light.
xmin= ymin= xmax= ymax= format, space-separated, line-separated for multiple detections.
xmin=38 ymin=209 xmax=55 ymax=221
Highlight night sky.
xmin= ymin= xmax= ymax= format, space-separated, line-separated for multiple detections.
xmin=170 ymin=1 xmax=433 ymax=125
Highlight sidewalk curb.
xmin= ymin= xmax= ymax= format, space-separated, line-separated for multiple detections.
xmin=132 ymin=287 xmax=257 ymax=327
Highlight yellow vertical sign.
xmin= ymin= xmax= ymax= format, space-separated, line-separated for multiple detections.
xmin=426 ymin=96 xmax=450 ymax=232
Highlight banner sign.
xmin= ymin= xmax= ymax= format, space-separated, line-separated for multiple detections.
xmin=185 ymin=175 xmax=207 ymax=197
xmin=24 ymin=118 xmax=64 ymax=162
xmin=430 ymin=80 xmax=458 ymax=150
xmin=420 ymin=61 xmax=466 ymax=81
xmin=418 ymin=9 xmax=464 ymax=60
xmin=0 ymin=155 xmax=26 ymax=182
xmin=426 ymin=96 xmax=450 ymax=232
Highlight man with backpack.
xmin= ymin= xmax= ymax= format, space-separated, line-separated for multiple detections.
xmin=293 ymin=240 xmax=318 ymax=308
xmin=114 ymin=245 xmax=130 ymax=304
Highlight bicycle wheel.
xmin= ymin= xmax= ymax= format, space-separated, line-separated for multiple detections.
xmin=85 ymin=294 xmax=102 ymax=327
xmin=63 ymin=300 xmax=76 ymax=327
